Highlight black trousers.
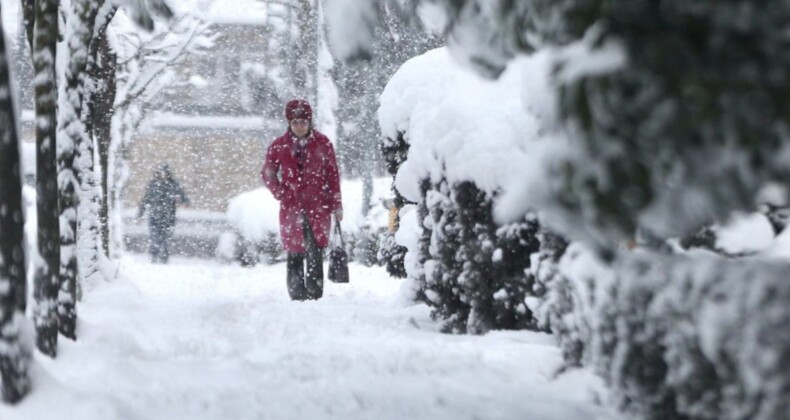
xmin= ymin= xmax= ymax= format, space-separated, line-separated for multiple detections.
xmin=149 ymin=221 xmax=173 ymax=264
xmin=286 ymin=214 xmax=324 ymax=301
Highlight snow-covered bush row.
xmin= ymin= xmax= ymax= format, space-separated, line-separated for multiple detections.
xmin=223 ymin=178 xmax=392 ymax=266
xmin=222 ymin=187 xmax=283 ymax=265
xmin=531 ymin=237 xmax=790 ymax=420
xmin=380 ymin=42 xmax=790 ymax=419
xmin=373 ymin=2 xmax=790 ymax=416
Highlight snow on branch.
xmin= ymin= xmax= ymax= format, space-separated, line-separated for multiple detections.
xmin=112 ymin=0 xmax=174 ymax=32
xmin=113 ymin=12 xmax=213 ymax=112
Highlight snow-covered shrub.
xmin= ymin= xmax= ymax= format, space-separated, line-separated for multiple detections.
xmin=214 ymin=231 xmax=237 ymax=263
xmin=407 ymin=177 xmax=540 ymax=334
xmin=546 ymin=248 xmax=790 ymax=419
xmin=530 ymin=231 xmax=584 ymax=363
xmin=348 ymin=222 xmax=380 ymax=267
xmin=596 ymin=255 xmax=678 ymax=420
xmin=654 ymin=257 xmax=790 ymax=420
xmin=378 ymin=47 xmax=544 ymax=334
xmin=454 ymin=182 xmax=540 ymax=333
xmin=377 ymin=231 xmax=407 ymax=278
xmin=225 ymin=188 xmax=283 ymax=266
xmin=422 ymin=178 xmax=467 ymax=333
xmin=363 ymin=2 xmax=790 ymax=418
xmin=545 ymin=249 xmax=708 ymax=418
xmin=224 ymin=179 xmax=392 ymax=266
xmin=339 ymin=177 xmax=392 ymax=267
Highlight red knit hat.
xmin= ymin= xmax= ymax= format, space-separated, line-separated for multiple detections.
xmin=285 ymin=99 xmax=312 ymax=121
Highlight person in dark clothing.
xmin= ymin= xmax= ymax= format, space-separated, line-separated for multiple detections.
xmin=261 ymin=99 xmax=343 ymax=301
xmin=138 ymin=164 xmax=189 ymax=263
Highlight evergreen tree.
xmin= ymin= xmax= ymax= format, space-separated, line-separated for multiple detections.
xmin=0 ymin=9 xmax=32 ymax=402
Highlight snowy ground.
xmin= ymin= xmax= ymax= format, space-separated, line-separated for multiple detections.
xmin=1 ymin=256 xmax=618 ymax=420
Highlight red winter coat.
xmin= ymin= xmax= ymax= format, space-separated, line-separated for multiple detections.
xmin=261 ymin=130 xmax=342 ymax=253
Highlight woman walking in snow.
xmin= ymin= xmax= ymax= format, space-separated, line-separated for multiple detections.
xmin=261 ymin=99 xmax=343 ymax=301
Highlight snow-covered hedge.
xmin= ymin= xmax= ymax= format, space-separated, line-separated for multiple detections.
xmin=371 ymin=2 xmax=790 ymax=417
xmin=531 ymin=233 xmax=790 ymax=420
xmin=224 ymin=187 xmax=282 ymax=265
xmin=223 ymin=178 xmax=392 ymax=265
xmin=380 ymin=40 xmax=790 ymax=417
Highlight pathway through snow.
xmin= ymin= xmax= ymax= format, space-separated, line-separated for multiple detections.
xmin=2 ymin=256 xmax=617 ymax=420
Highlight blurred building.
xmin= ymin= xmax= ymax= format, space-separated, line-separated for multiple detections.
xmin=124 ymin=3 xmax=289 ymax=214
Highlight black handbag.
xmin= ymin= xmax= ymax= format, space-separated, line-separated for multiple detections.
xmin=327 ymin=219 xmax=349 ymax=283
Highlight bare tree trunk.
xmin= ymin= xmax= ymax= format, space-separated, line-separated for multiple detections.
xmin=32 ymin=0 xmax=61 ymax=357
xmin=0 ymin=8 xmax=32 ymax=401
xmin=85 ymin=4 xmax=115 ymax=260
xmin=91 ymin=25 xmax=116 ymax=257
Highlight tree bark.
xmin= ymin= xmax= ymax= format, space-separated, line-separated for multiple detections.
xmin=32 ymin=0 xmax=61 ymax=357
xmin=0 ymin=7 xmax=32 ymax=401
xmin=90 ymin=24 xmax=116 ymax=257
xmin=86 ymin=4 xmax=115 ymax=259
xmin=56 ymin=0 xmax=98 ymax=340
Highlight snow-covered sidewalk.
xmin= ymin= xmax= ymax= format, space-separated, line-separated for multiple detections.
xmin=1 ymin=256 xmax=616 ymax=420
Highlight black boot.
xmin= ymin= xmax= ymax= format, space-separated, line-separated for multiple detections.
xmin=302 ymin=214 xmax=324 ymax=300
xmin=286 ymin=253 xmax=307 ymax=301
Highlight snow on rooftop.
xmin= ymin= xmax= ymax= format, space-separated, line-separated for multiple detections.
xmin=144 ymin=113 xmax=271 ymax=131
